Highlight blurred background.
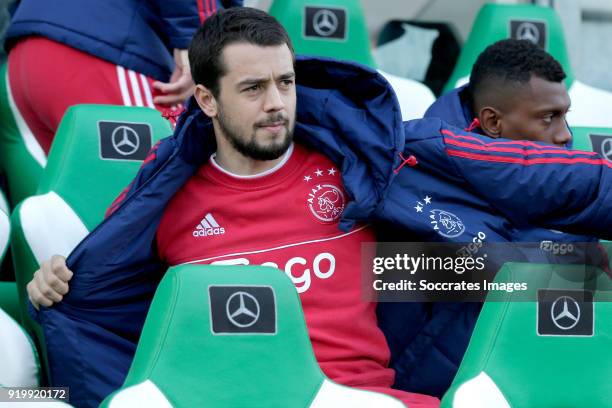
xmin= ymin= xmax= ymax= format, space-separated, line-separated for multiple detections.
xmin=246 ymin=0 xmax=612 ymax=92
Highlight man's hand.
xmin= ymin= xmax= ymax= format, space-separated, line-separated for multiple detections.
xmin=27 ymin=255 xmax=73 ymax=310
xmin=152 ymin=49 xmax=195 ymax=107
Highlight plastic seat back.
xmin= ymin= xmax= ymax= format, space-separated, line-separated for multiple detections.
xmin=570 ymin=126 xmax=612 ymax=157
xmin=0 ymin=63 xmax=46 ymax=207
xmin=10 ymin=104 xmax=171 ymax=379
xmin=269 ymin=0 xmax=375 ymax=67
xmin=443 ymin=3 xmax=612 ymax=127
xmin=0 ymin=199 xmax=9 ymax=268
xmin=441 ymin=263 xmax=612 ymax=407
xmin=102 ymin=264 xmax=403 ymax=408
xmin=0 ymin=307 xmax=39 ymax=387
xmin=444 ymin=4 xmax=572 ymax=92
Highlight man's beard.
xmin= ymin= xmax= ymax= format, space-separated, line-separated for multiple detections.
xmin=217 ymin=108 xmax=294 ymax=161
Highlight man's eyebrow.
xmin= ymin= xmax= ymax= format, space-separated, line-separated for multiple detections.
xmin=237 ymin=77 xmax=267 ymax=88
xmin=534 ymin=100 xmax=572 ymax=114
xmin=278 ymin=72 xmax=296 ymax=80
xmin=237 ymin=72 xmax=295 ymax=87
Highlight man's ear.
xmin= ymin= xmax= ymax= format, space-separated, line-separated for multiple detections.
xmin=194 ymin=84 xmax=218 ymax=118
xmin=478 ymin=107 xmax=503 ymax=139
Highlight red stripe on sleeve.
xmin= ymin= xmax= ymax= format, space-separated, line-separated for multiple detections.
xmin=105 ymin=183 xmax=133 ymax=218
xmin=444 ymin=137 xmax=598 ymax=157
xmin=143 ymin=152 xmax=157 ymax=165
xmin=104 ymin=140 xmax=162 ymax=218
xmin=442 ymin=129 xmax=596 ymax=153
xmin=447 ymin=148 xmax=612 ymax=168
xmin=197 ymin=0 xmax=206 ymax=22
xmin=142 ymin=140 xmax=162 ymax=165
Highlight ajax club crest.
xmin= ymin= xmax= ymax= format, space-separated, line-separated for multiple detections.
xmin=430 ymin=209 xmax=465 ymax=238
xmin=414 ymin=195 xmax=466 ymax=238
xmin=308 ymin=183 xmax=345 ymax=223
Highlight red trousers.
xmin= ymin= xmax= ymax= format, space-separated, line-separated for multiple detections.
xmin=8 ymin=37 xmax=166 ymax=154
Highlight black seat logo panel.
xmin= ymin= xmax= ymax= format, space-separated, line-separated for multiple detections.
xmin=304 ymin=6 xmax=347 ymax=40
xmin=510 ymin=20 xmax=547 ymax=49
xmin=99 ymin=121 xmax=152 ymax=161
xmin=209 ymin=286 xmax=276 ymax=334
xmin=538 ymin=289 xmax=593 ymax=336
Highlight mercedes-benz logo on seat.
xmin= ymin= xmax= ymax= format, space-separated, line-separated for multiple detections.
xmin=99 ymin=121 xmax=152 ymax=161
xmin=510 ymin=20 xmax=547 ymax=49
xmin=589 ymin=133 xmax=612 ymax=162
xmin=601 ymin=139 xmax=612 ymax=161
xmin=516 ymin=22 xmax=540 ymax=44
xmin=551 ymin=295 xmax=580 ymax=330
xmin=537 ymin=289 xmax=593 ymax=336
xmin=304 ymin=6 xmax=347 ymax=40
xmin=226 ymin=291 xmax=260 ymax=328
xmin=111 ymin=126 xmax=140 ymax=156
xmin=313 ymin=9 xmax=338 ymax=37
xmin=209 ymin=286 xmax=276 ymax=334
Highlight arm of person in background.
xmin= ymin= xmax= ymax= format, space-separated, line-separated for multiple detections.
xmin=438 ymin=122 xmax=612 ymax=239
xmin=153 ymin=48 xmax=193 ymax=106
xmin=151 ymin=0 xmax=243 ymax=106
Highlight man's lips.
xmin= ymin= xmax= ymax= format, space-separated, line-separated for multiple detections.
xmin=258 ymin=121 xmax=287 ymax=132
xmin=259 ymin=121 xmax=286 ymax=127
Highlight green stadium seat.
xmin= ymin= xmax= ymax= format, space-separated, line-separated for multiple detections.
xmin=0 ymin=307 xmax=39 ymax=387
xmin=101 ymin=265 xmax=404 ymax=407
xmin=0 ymin=281 xmax=19 ymax=323
xmin=444 ymin=4 xmax=572 ymax=92
xmin=269 ymin=0 xmax=435 ymax=120
xmin=565 ymin=127 xmax=612 ymax=264
xmin=570 ymin=126 xmax=612 ymax=158
xmin=1 ymin=193 xmax=40 ymax=390
xmin=0 ymin=198 xmax=19 ymax=323
xmin=443 ymin=4 xmax=612 ymax=128
xmin=9 ymin=104 xmax=171 ymax=381
xmin=0 ymin=63 xmax=46 ymax=208
xmin=563 ymin=126 xmax=612 ymax=265
xmin=0 ymin=198 xmax=9 ymax=268
xmin=441 ymin=262 xmax=612 ymax=407
xmin=269 ymin=0 xmax=375 ymax=67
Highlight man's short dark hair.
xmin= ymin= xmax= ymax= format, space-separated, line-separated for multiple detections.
xmin=189 ymin=7 xmax=295 ymax=97
xmin=470 ymin=39 xmax=566 ymax=103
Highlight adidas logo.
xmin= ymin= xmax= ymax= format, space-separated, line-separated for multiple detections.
xmin=192 ymin=213 xmax=225 ymax=237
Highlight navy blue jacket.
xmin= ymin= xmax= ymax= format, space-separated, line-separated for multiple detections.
xmin=5 ymin=0 xmax=242 ymax=80
xmin=35 ymin=59 xmax=612 ymax=406
xmin=393 ymin=84 xmax=600 ymax=397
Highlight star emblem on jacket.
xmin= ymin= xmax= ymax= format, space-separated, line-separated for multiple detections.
xmin=414 ymin=195 xmax=432 ymax=213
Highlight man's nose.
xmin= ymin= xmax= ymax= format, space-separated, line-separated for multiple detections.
xmin=556 ymin=121 xmax=572 ymax=146
xmin=263 ymin=84 xmax=285 ymax=112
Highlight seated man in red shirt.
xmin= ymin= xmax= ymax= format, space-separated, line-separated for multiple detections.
xmin=26 ymin=7 xmax=439 ymax=408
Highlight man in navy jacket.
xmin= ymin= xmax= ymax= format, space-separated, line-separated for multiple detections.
xmin=388 ymin=38 xmax=602 ymax=397
xmin=28 ymin=17 xmax=612 ymax=408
